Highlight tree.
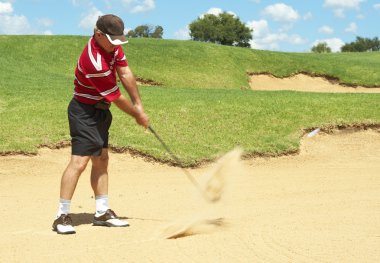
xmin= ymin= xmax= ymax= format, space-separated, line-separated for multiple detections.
xmin=189 ymin=12 xmax=252 ymax=48
xmin=341 ymin=36 xmax=380 ymax=52
xmin=311 ymin=42 xmax=331 ymax=53
xmin=151 ymin=26 xmax=163 ymax=39
xmin=126 ymin=24 xmax=163 ymax=38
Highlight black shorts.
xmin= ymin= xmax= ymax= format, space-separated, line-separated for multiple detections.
xmin=68 ymin=98 xmax=112 ymax=156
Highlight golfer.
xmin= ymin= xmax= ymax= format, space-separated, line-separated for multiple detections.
xmin=52 ymin=14 xmax=149 ymax=234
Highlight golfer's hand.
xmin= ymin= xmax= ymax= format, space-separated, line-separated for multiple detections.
xmin=134 ymin=105 xmax=149 ymax=128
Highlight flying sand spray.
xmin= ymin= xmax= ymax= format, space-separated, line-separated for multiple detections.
xmin=149 ymin=126 xmax=239 ymax=203
xmin=149 ymin=126 xmax=243 ymax=238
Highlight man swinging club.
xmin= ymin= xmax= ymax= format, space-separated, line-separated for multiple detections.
xmin=52 ymin=14 xmax=149 ymax=234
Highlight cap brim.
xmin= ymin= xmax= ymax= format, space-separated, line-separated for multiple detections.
xmin=105 ymin=34 xmax=128 ymax=45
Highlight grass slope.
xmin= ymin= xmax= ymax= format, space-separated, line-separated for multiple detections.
xmin=127 ymin=38 xmax=380 ymax=88
xmin=0 ymin=36 xmax=379 ymax=165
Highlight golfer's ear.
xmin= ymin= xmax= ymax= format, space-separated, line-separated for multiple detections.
xmin=93 ymin=29 xmax=101 ymax=37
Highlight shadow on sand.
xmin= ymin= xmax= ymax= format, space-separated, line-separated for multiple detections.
xmin=70 ymin=213 xmax=129 ymax=227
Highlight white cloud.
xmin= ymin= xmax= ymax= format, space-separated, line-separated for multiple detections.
xmin=122 ymin=0 xmax=155 ymax=14
xmin=333 ymin=9 xmax=345 ymax=18
xmin=174 ymin=26 xmax=190 ymax=40
xmin=262 ymin=3 xmax=300 ymax=22
xmin=246 ymin=19 xmax=269 ymax=38
xmin=79 ymin=7 xmax=103 ymax=30
xmin=303 ymin=12 xmax=313 ymax=20
xmin=250 ymin=34 xmax=281 ymax=50
xmin=0 ymin=1 xmax=54 ymax=34
xmin=324 ymin=0 xmax=363 ymax=9
xmin=278 ymin=24 xmax=294 ymax=33
xmin=324 ymin=0 xmax=364 ymax=18
xmin=247 ymin=19 xmax=306 ymax=51
xmin=43 ymin=30 xmax=53 ymax=35
xmin=0 ymin=1 xmax=12 ymax=14
xmin=104 ymin=0 xmax=112 ymax=9
xmin=356 ymin=13 xmax=365 ymax=19
xmin=37 ymin=18 xmax=53 ymax=27
xmin=312 ymin=38 xmax=345 ymax=52
xmin=288 ymin=34 xmax=307 ymax=45
xmin=345 ymin=22 xmax=358 ymax=33
xmin=205 ymin=7 xmax=223 ymax=16
xmin=200 ymin=7 xmax=237 ymax=19
xmin=319 ymin=25 xmax=334 ymax=34
xmin=0 ymin=14 xmax=30 ymax=34
xmin=0 ymin=2 xmax=30 ymax=34
xmin=71 ymin=0 xmax=94 ymax=7
xmin=223 ymin=11 xmax=237 ymax=17
xmin=125 ymin=27 xmax=132 ymax=34
xmin=72 ymin=0 xmax=110 ymax=9
xmin=374 ymin=3 xmax=380 ymax=10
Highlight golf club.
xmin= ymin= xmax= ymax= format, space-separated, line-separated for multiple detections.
xmin=148 ymin=126 xmax=217 ymax=202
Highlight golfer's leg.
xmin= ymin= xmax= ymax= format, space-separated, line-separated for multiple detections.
xmin=90 ymin=148 xmax=109 ymax=196
xmin=60 ymin=155 xmax=91 ymax=200
xmin=90 ymin=148 xmax=128 ymax=227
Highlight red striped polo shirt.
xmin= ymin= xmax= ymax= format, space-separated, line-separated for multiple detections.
xmin=73 ymin=37 xmax=128 ymax=105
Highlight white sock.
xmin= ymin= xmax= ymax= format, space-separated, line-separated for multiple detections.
xmin=57 ymin=198 xmax=71 ymax=218
xmin=95 ymin=195 xmax=109 ymax=215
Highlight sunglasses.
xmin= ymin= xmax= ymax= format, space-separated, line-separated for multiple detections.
xmin=95 ymin=28 xmax=128 ymax=45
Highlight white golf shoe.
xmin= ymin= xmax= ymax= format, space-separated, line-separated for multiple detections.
xmin=52 ymin=214 xmax=76 ymax=234
xmin=93 ymin=209 xmax=129 ymax=227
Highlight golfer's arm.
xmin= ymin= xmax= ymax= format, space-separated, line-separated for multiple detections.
xmin=116 ymin=66 xmax=142 ymax=107
xmin=115 ymin=65 xmax=149 ymax=128
xmin=112 ymin=94 xmax=139 ymax=118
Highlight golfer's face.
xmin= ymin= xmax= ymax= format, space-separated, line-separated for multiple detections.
xmin=104 ymin=40 xmax=117 ymax=53
xmin=98 ymin=32 xmax=117 ymax=53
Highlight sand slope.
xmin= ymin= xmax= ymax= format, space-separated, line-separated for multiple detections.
xmin=0 ymin=128 xmax=379 ymax=262
xmin=249 ymin=73 xmax=380 ymax=93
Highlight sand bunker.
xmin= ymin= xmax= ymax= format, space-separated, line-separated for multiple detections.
xmin=249 ymin=73 xmax=380 ymax=93
xmin=0 ymin=128 xmax=379 ymax=262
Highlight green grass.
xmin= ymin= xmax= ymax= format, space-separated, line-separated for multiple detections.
xmin=126 ymin=38 xmax=380 ymax=88
xmin=0 ymin=36 xmax=379 ymax=165
xmin=110 ymin=87 xmax=379 ymax=165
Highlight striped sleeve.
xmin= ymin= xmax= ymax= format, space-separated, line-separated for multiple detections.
xmin=115 ymin=47 xmax=128 ymax=67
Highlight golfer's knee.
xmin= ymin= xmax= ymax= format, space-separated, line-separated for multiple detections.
xmin=92 ymin=150 xmax=109 ymax=166
xmin=70 ymin=157 xmax=89 ymax=173
xmin=100 ymin=153 xmax=109 ymax=164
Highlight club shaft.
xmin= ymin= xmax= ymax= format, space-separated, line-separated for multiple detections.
xmin=148 ymin=126 xmax=203 ymax=192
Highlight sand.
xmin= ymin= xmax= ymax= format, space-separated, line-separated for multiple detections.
xmin=0 ymin=128 xmax=379 ymax=262
xmin=1 ymin=75 xmax=380 ymax=262
xmin=249 ymin=73 xmax=380 ymax=93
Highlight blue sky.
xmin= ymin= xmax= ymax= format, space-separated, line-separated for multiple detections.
xmin=0 ymin=0 xmax=379 ymax=52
